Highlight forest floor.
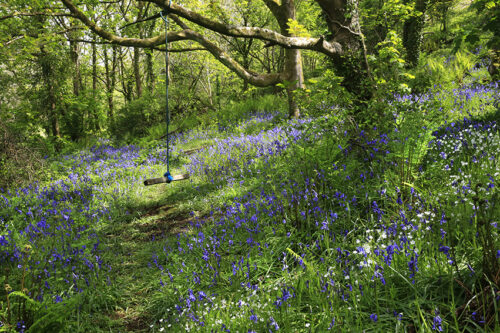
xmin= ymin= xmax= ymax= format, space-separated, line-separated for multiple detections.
xmin=98 ymin=197 xmax=196 ymax=331
xmin=1 ymin=80 xmax=499 ymax=332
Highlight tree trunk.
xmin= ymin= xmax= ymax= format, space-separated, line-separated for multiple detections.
xmin=403 ymin=0 xmax=428 ymax=67
xmin=40 ymin=50 xmax=61 ymax=139
xmin=103 ymin=44 xmax=117 ymax=121
xmin=69 ymin=21 xmax=81 ymax=97
xmin=92 ymin=35 xmax=100 ymax=131
xmin=119 ymin=48 xmax=133 ymax=102
xmin=111 ymin=45 xmax=117 ymax=111
xmin=146 ymin=49 xmax=154 ymax=92
xmin=145 ymin=18 xmax=156 ymax=91
xmin=284 ymin=49 xmax=304 ymax=118
xmin=134 ymin=47 xmax=143 ymax=98
xmin=48 ymin=83 xmax=60 ymax=138
xmin=264 ymin=0 xmax=305 ymax=118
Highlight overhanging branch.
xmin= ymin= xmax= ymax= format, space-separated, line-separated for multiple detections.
xmin=59 ymin=0 xmax=284 ymax=88
xmin=143 ymin=0 xmax=343 ymax=57
xmin=120 ymin=13 xmax=161 ymax=30
xmin=0 ymin=11 xmax=74 ymax=21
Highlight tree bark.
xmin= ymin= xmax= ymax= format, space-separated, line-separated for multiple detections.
xmin=92 ymin=34 xmax=100 ymax=131
xmin=134 ymin=2 xmax=144 ymax=98
xmin=403 ymin=0 xmax=428 ymax=67
xmin=40 ymin=50 xmax=61 ymax=138
xmin=134 ymin=47 xmax=143 ymax=98
xmin=263 ymin=0 xmax=304 ymax=118
xmin=119 ymin=48 xmax=133 ymax=102
xmin=145 ymin=20 xmax=156 ymax=92
xmin=103 ymin=44 xmax=117 ymax=120
xmin=69 ymin=26 xmax=81 ymax=96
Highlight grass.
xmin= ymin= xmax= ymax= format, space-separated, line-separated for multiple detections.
xmin=1 ymin=74 xmax=499 ymax=332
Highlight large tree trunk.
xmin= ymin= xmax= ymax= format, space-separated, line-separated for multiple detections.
xmin=403 ymin=0 xmax=428 ymax=67
xmin=264 ymin=0 xmax=305 ymax=118
xmin=40 ymin=50 xmax=61 ymax=139
xmin=92 ymin=35 xmax=100 ymax=131
xmin=316 ymin=0 xmax=360 ymax=49
xmin=103 ymin=44 xmax=117 ymax=121
xmin=133 ymin=47 xmax=143 ymax=98
xmin=316 ymin=0 xmax=368 ymax=98
xmin=69 ymin=20 xmax=81 ymax=96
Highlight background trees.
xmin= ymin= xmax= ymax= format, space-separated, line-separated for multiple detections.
xmin=0 ymin=0 xmax=496 ymax=150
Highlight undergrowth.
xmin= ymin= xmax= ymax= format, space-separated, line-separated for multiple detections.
xmin=1 ymin=76 xmax=499 ymax=332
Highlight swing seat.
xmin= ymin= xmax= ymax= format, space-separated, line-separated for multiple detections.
xmin=144 ymin=173 xmax=190 ymax=186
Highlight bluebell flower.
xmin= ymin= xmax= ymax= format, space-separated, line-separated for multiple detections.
xmin=249 ymin=310 xmax=258 ymax=322
xmin=432 ymin=310 xmax=443 ymax=331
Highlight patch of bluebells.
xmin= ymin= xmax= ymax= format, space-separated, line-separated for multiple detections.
xmin=0 ymin=175 xmax=112 ymax=299
xmin=394 ymin=81 xmax=499 ymax=105
xmin=3 ymin=93 xmax=497 ymax=331
xmin=150 ymin=107 xmax=498 ymax=330
xmin=0 ymin=138 xmax=167 ymax=313
xmin=185 ymin=117 xmax=317 ymax=182
xmin=393 ymin=81 xmax=499 ymax=123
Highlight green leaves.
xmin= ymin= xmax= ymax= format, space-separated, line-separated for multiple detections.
xmin=286 ymin=18 xmax=311 ymax=38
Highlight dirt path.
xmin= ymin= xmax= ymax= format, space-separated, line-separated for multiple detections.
xmin=100 ymin=203 xmax=195 ymax=332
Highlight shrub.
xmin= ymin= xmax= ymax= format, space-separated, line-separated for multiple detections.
xmin=0 ymin=121 xmax=45 ymax=190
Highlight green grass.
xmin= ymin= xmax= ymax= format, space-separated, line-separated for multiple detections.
xmin=1 ymin=79 xmax=499 ymax=332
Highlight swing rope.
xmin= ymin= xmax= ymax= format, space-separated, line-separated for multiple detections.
xmin=143 ymin=1 xmax=189 ymax=186
xmin=160 ymin=2 xmax=173 ymax=183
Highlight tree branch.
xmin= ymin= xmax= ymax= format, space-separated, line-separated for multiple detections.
xmin=70 ymin=37 xmax=206 ymax=52
xmin=0 ymin=11 xmax=74 ymax=21
xmin=3 ymin=35 xmax=24 ymax=46
xmin=60 ymin=0 xmax=190 ymax=47
xmin=120 ymin=13 xmax=161 ymax=30
xmin=170 ymin=15 xmax=283 ymax=87
xmin=143 ymin=0 xmax=343 ymax=57
xmin=59 ymin=0 xmax=283 ymax=87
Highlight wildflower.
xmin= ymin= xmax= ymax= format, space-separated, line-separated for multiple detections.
xmin=328 ymin=317 xmax=335 ymax=330
xmin=438 ymin=246 xmax=450 ymax=255
xmin=370 ymin=313 xmax=378 ymax=322
xmin=432 ymin=310 xmax=443 ymax=331
xmin=249 ymin=310 xmax=258 ymax=322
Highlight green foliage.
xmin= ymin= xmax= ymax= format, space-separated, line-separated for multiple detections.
xmin=360 ymin=0 xmax=415 ymax=47
xmin=62 ymin=90 xmax=105 ymax=141
xmin=411 ymin=51 xmax=478 ymax=91
xmin=294 ymin=69 xmax=352 ymax=117
xmin=111 ymin=92 xmax=163 ymax=141
xmin=467 ymin=0 xmax=500 ymax=50
xmin=0 ymin=248 xmax=79 ymax=332
xmin=372 ymin=30 xmax=414 ymax=94
xmin=215 ymin=94 xmax=286 ymax=129
xmin=286 ymin=19 xmax=311 ymax=37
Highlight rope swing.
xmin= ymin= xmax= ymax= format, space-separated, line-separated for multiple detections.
xmin=144 ymin=1 xmax=189 ymax=186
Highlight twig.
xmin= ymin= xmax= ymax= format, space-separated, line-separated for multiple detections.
xmin=120 ymin=13 xmax=161 ymax=30
xmin=0 ymin=11 xmax=74 ymax=21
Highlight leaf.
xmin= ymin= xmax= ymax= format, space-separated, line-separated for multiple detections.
xmin=485 ymin=1 xmax=496 ymax=9
xmin=403 ymin=73 xmax=415 ymax=80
